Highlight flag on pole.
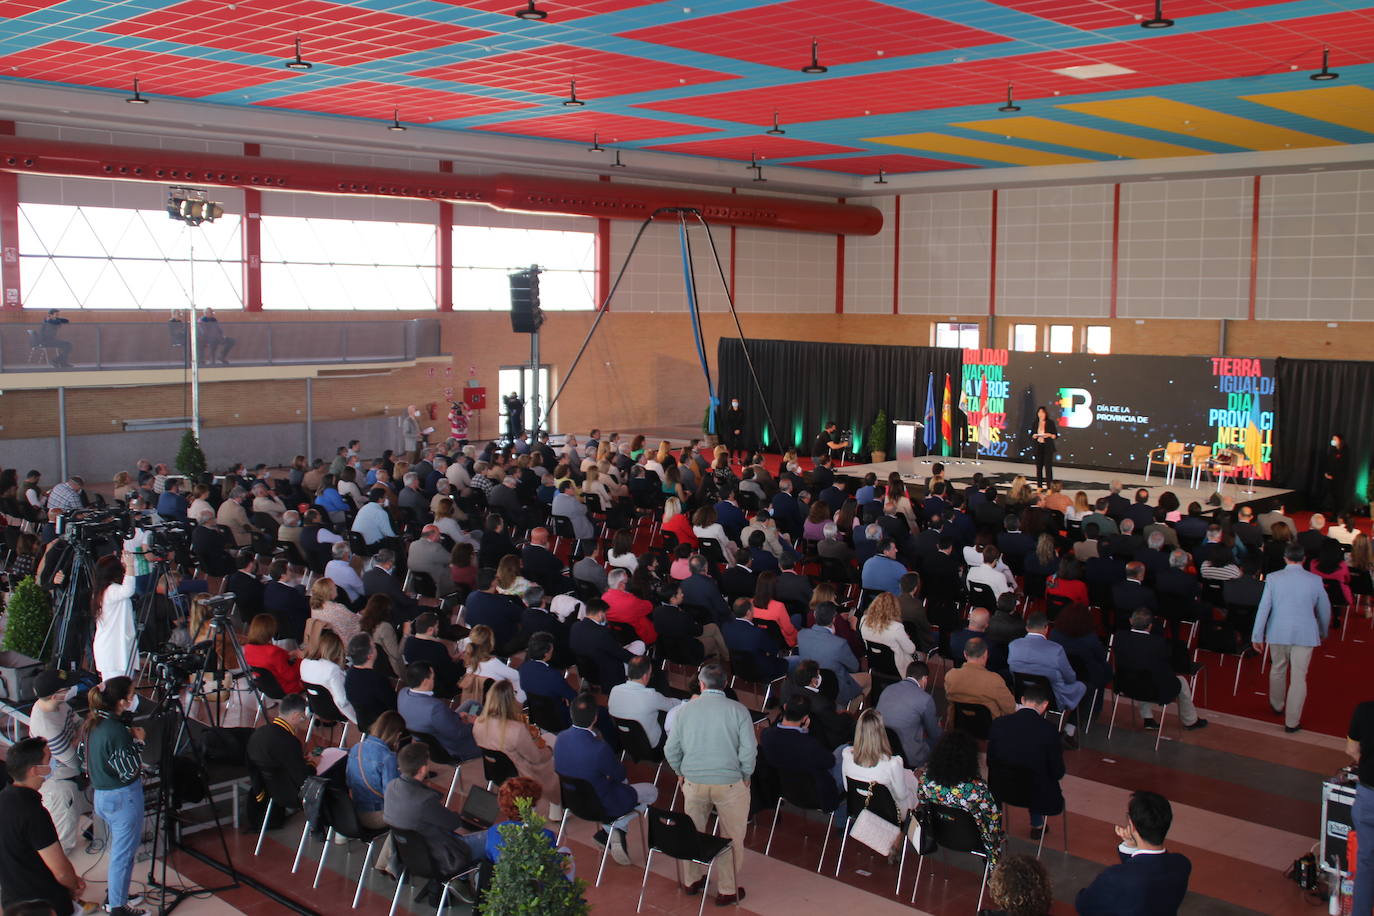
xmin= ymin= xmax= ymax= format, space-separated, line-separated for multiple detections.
xmin=974 ymin=377 xmax=992 ymax=447
xmin=1242 ymin=392 xmax=1265 ymax=474
xmin=922 ymin=373 xmax=937 ymax=453
xmin=941 ymin=373 xmax=953 ymax=456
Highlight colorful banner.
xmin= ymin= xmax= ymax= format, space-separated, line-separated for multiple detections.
xmin=1209 ymin=357 xmax=1275 ymax=481
xmin=961 ymin=348 xmax=1010 ymax=457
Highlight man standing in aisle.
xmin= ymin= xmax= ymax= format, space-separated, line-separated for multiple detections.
xmin=1252 ymin=543 xmax=1330 ymax=733
xmin=664 ymin=664 xmax=756 ymax=907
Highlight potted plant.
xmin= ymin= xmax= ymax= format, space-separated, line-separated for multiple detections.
xmin=869 ymin=409 xmax=889 ymax=463
xmin=702 ymin=404 xmax=720 ymax=448
xmin=483 ymin=797 xmax=588 ymax=915
xmin=2 ymin=576 xmax=51 ymax=661
xmin=176 ymin=429 xmax=207 ymax=480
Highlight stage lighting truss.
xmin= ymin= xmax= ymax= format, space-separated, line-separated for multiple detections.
xmin=166 ymin=186 xmax=224 ymax=226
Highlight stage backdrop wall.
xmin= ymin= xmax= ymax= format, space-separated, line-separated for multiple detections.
xmin=1274 ymin=358 xmax=1374 ymax=512
xmin=717 ymin=338 xmax=962 ymax=458
xmin=962 ymin=351 xmax=1276 ymax=479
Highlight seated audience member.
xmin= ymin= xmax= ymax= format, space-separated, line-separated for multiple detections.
xmin=1075 ymin=791 xmax=1191 ymax=916
xmin=360 ymin=594 xmax=405 ymax=678
xmin=191 ymin=509 xmax=236 ymax=577
xmin=352 ymin=487 xmax=399 ymax=549
xmin=461 ymin=624 xmax=525 ymax=703
xmin=652 ymin=580 xmax=728 ymax=666
xmin=26 ymin=671 xmax=88 ymax=855
xmin=602 ymin=568 xmax=657 ymax=645
xmin=485 ymin=777 xmax=574 ymax=877
xmin=0 ymin=738 xmax=86 ymax=916
xmin=660 ymin=496 xmax=698 ymax=548
xmin=1008 ymin=612 xmax=1085 ymax=741
xmin=607 ymin=656 xmax=681 ymax=750
xmin=987 ymin=682 xmax=1065 ymax=839
xmin=842 ymin=709 xmax=917 ymax=817
xmin=949 ymin=606 xmax=992 ymax=665
xmin=749 ymin=572 xmax=798 ymax=648
xmin=985 ymin=854 xmax=1054 ymax=916
xmin=263 ymin=560 xmax=310 ymax=645
xmin=721 ymin=598 xmax=788 ymax=681
xmin=798 ymin=602 xmax=864 ymax=707
xmin=396 ymin=661 xmax=480 ymax=760
xmin=918 ymin=730 xmax=1004 ymax=867
xmin=344 ymin=634 xmax=397 ymax=733
xmin=361 ymin=549 xmax=422 ymax=623
xmin=520 ymin=527 xmax=570 ymax=595
xmin=860 ymin=592 xmax=917 ymax=675
xmin=309 ymin=577 xmax=361 ymax=646
xmin=346 ymin=710 xmax=405 ymax=871
xmin=473 ymin=681 xmax=559 ymax=817
xmin=719 ymin=549 xmax=757 ymax=603
xmin=569 ymin=598 xmax=634 ymax=690
xmin=778 ymin=660 xmax=854 ymax=751
xmin=554 ymin=693 xmax=659 ymax=868
xmin=967 ymin=545 xmax=1013 ymax=599
xmin=680 ymin=555 xmax=730 ymax=624
xmin=479 ymin=515 xmax=518 ymax=570
xmin=403 ymin=612 xmax=463 ymax=697
xmin=461 ymin=568 xmax=522 ymax=649
xmin=759 ymin=696 xmax=842 ymax=813
xmin=1045 ymin=556 xmax=1090 ymax=607
xmin=943 ymin=637 xmax=1015 ymax=719
xmin=226 ymin=550 xmax=265 ymax=621
xmin=247 ymin=692 xmax=313 ymax=813
xmin=861 ymin=538 xmax=907 ymax=595
xmin=407 ymin=525 xmax=456 ymax=595
xmin=449 ymin=542 xmax=479 ymax=591
xmin=243 ymin=613 xmax=303 ymax=694
xmin=299 ymin=629 xmax=357 ymax=724
xmin=876 ymin=660 xmax=941 ymax=767
xmin=1114 ymin=609 xmax=1208 ymax=732
xmin=1048 ymin=603 xmax=1111 ymax=704
xmin=519 ymin=632 xmax=577 ymax=731
xmin=384 ymin=742 xmax=484 ymax=886
xmin=896 ymin=572 xmax=936 ymax=653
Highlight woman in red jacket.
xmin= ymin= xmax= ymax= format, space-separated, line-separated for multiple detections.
xmin=242 ymin=613 xmax=303 ymax=693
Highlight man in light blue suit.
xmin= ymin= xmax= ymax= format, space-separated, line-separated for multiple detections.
xmin=1252 ymin=542 xmax=1331 ymax=733
xmin=1008 ymin=612 xmax=1086 ymax=738
xmin=797 ymin=602 xmax=865 ymax=708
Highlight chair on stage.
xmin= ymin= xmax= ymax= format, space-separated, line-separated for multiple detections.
xmin=1183 ymin=445 xmax=1212 ymax=489
xmin=1144 ymin=442 xmax=1185 ymax=484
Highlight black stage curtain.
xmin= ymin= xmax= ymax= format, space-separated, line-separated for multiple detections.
xmin=1274 ymin=357 xmax=1374 ymax=512
xmin=717 ymin=337 xmax=963 ymax=458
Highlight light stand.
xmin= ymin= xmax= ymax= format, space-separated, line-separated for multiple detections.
xmin=166 ymin=187 xmax=224 ymax=440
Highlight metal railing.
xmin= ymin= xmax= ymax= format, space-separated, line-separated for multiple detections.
xmin=0 ymin=317 xmax=443 ymax=372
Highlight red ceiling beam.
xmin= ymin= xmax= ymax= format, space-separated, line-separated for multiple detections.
xmin=0 ymin=121 xmax=18 ymax=310
xmin=0 ymin=135 xmax=882 ymax=237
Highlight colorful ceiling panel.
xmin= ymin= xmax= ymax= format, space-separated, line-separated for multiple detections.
xmin=0 ymin=0 xmax=1370 ymax=179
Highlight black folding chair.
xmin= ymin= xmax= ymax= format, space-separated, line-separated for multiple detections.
xmin=764 ymin=765 xmax=838 ymax=873
xmin=950 ymin=702 xmax=994 ymax=740
xmin=250 ymin=666 xmax=287 ymax=726
xmin=526 ymin=692 xmax=568 ymax=734
xmin=480 ymin=747 xmax=519 ymax=790
xmin=1108 ymin=664 xmax=1173 ymax=751
xmin=910 ymin=803 xmax=992 ymax=909
xmin=387 ymin=828 xmax=480 ymax=916
xmin=412 ymin=731 xmax=465 ymax=805
xmin=697 ymin=538 xmax=727 ymax=566
xmin=1011 ymin=671 xmax=1065 ymax=731
xmin=635 ymin=807 xmax=733 ymax=916
xmin=864 ymin=639 xmax=901 ymax=706
xmin=301 ymin=682 xmax=352 ymax=747
xmin=313 ymin=786 xmax=390 ymax=906
xmin=556 ymin=773 xmax=646 ymax=887
xmin=612 ymin=716 xmax=665 ymax=783
xmin=834 ymin=778 xmax=909 ymax=893
xmin=986 ymin=757 xmax=1068 ymax=858
xmin=966 ymin=581 xmax=998 ymax=611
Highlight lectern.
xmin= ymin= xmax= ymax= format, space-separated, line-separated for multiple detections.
xmin=894 ymin=420 xmax=923 ymax=477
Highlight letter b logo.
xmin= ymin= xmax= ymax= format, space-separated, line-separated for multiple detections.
xmin=1057 ymin=388 xmax=1093 ymax=428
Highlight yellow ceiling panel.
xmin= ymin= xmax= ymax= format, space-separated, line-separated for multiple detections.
xmin=1057 ymin=96 xmax=1340 ymax=151
xmin=952 ymin=115 xmax=1209 ymax=160
xmin=864 ymin=132 xmax=1089 ymax=166
xmin=1241 ymin=85 xmax=1374 ymax=135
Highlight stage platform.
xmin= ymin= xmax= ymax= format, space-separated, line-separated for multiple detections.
xmin=833 ymin=454 xmax=1294 ymax=510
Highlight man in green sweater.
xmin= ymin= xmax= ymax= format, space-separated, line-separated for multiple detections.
xmin=664 ymin=664 xmax=756 ymax=906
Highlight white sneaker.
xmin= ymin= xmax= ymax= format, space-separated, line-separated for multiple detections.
xmin=609 ymin=829 xmax=632 ymax=866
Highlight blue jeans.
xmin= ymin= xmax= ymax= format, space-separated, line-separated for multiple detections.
xmin=1353 ymin=784 xmax=1374 ymax=916
xmin=94 ymin=781 xmax=144 ymax=908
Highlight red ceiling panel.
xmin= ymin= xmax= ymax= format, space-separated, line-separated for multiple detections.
xmin=0 ymin=40 xmax=289 ymax=96
xmin=100 ymin=0 xmax=494 ymax=67
xmin=622 ymin=0 xmax=1010 ymax=70
xmin=0 ymin=0 xmax=66 ymax=15
xmin=644 ymin=135 xmax=865 ymax=160
xmin=413 ymin=44 xmax=733 ymax=98
xmin=785 ymin=154 xmax=977 ymax=173
xmin=472 ymin=110 xmax=717 ymax=142
xmin=255 ymin=80 xmax=537 ymax=121
xmin=988 ymin=0 xmax=1303 ymax=32
xmin=439 ymin=0 xmax=663 ymax=22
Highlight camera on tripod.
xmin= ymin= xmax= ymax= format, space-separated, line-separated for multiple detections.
xmin=200 ymin=593 xmax=236 ymax=618
xmin=150 ymin=646 xmax=207 ymax=684
xmin=133 ymin=516 xmax=192 ymax=554
xmin=55 ymin=507 xmax=133 ymax=545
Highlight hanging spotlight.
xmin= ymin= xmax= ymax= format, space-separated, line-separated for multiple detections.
xmin=513 ymin=0 xmax=548 ymax=19
xmin=766 ymin=110 xmax=786 ymax=135
xmin=165 ymin=187 xmax=224 ymax=226
xmin=998 ymin=83 xmax=1021 ymax=112
xmin=387 ymin=108 xmax=407 ymax=131
xmin=1310 ymin=46 xmax=1339 ymax=81
xmin=611 ymin=149 xmax=627 ymax=168
xmin=588 ymin=131 xmax=605 ymax=152
xmin=285 ymin=35 xmax=313 ymax=70
xmin=800 ymin=38 xmax=828 ymax=74
xmin=875 ymin=170 xmax=888 ymax=185
xmin=562 ymin=80 xmax=585 ymax=106
xmin=1140 ymin=0 xmax=1173 ymax=28
xmin=125 ymin=76 xmax=149 ymax=105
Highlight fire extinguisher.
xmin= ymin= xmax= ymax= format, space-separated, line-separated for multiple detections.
xmin=427 ymin=402 xmax=437 ymax=420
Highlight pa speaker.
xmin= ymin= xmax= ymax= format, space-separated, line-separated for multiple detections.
xmin=509 ymin=266 xmax=543 ymax=333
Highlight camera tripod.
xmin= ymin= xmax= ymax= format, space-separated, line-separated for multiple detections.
xmin=182 ymin=606 xmax=270 ymax=729
xmin=41 ymin=537 xmax=98 ymax=671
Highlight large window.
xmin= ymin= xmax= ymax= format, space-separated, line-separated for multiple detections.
xmin=1048 ymin=324 xmax=1075 ymax=353
xmin=260 ymin=216 xmax=436 ymax=310
xmin=18 ymin=203 xmax=243 ymax=310
xmin=1085 ymin=325 xmax=1112 ymax=354
xmin=935 ymin=322 xmax=980 ymax=349
xmin=1011 ymin=323 xmax=1037 ymax=352
xmin=453 ymin=227 xmax=595 ymax=310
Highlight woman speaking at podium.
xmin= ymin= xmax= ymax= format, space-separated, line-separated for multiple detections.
xmin=1031 ymin=406 xmax=1058 ymax=488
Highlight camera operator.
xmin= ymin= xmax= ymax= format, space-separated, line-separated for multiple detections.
xmin=0 ymin=738 xmax=88 ymax=916
xmin=92 ymin=551 xmax=138 ymax=685
xmin=28 ymin=671 xmax=90 ymax=856
xmin=83 ymin=678 xmax=146 ymax=916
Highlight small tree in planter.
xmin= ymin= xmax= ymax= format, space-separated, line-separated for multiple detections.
xmin=869 ymin=409 xmax=890 ymax=463
xmin=702 ymin=404 xmax=719 ymax=448
xmin=484 ymin=798 xmax=588 ymax=915
xmin=3 ymin=577 xmax=52 ymax=661
xmin=176 ymin=429 xmax=207 ymax=480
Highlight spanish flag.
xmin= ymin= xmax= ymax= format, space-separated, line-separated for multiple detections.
xmin=941 ymin=373 xmax=953 ymax=456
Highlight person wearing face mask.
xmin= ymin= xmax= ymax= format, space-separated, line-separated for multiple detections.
xmin=723 ymin=397 xmax=746 ymax=464
xmin=1321 ymin=434 xmax=1349 ymax=514
xmin=84 ymin=678 xmax=147 ymax=916
xmin=351 ymin=486 xmax=401 ymax=553
xmin=0 ymin=737 xmax=89 ymax=916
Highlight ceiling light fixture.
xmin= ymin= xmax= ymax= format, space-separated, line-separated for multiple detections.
xmin=998 ymin=83 xmax=1021 ymax=112
xmin=588 ymin=131 xmax=605 ymax=152
xmin=1310 ymin=46 xmax=1339 ymax=81
xmin=126 ymin=76 xmax=149 ymax=105
xmin=387 ymin=108 xmax=407 ymax=131
xmin=562 ymin=80 xmax=585 ymax=106
xmin=513 ymin=0 xmax=548 ymax=19
xmin=611 ymin=149 xmax=627 ymax=168
xmin=800 ymin=38 xmax=828 ymax=74
xmin=766 ymin=110 xmax=786 ymax=135
xmin=875 ymin=170 xmax=888 ymax=185
xmin=285 ymin=35 xmax=313 ymax=70
xmin=1140 ymin=0 xmax=1173 ymax=28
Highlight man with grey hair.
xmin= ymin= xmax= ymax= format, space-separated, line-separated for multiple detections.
xmin=816 ymin=520 xmax=853 ymax=566
xmin=398 ymin=471 xmax=430 ymax=523
xmin=407 ymin=524 xmax=455 ymax=595
xmin=326 ymin=541 xmax=365 ymax=603
xmin=603 ymin=567 xmax=656 ymax=645
xmin=216 ymin=485 xmax=259 ymax=548
xmin=191 ymin=507 xmax=235 ymax=576
xmin=1116 ymin=608 xmax=1208 ymax=731
xmin=362 ymin=548 xmax=429 ymax=622
xmin=486 ymin=474 xmax=523 ymax=520
xmin=251 ymin=481 xmax=286 ymax=523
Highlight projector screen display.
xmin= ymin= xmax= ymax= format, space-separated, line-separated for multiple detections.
xmin=958 ymin=351 xmax=1275 ymax=480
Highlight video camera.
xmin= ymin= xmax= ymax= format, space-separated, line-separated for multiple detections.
xmin=150 ymin=646 xmax=207 ymax=683
xmin=55 ymin=507 xmax=134 ymax=547
xmin=132 ymin=515 xmax=193 ymax=553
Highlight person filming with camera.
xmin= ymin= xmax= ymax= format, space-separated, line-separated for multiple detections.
xmin=92 ymin=551 xmax=138 ymax=687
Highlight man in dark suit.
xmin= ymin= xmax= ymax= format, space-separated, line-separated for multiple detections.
xmin=396 ymin=661 xmax=480 ymax=760
xmin=226 ymin=549 xmax=265 ymax=621
xmin=1124 ymin=489 xmax=1155 ymax=532
xmin=518 ymin=632 xmax=576 ymax=730
xmin=1231 ymin=505 xmax=1263 ymax=556
xmin=191 ymin=510 xmax=236 ymax=576
xmin=1111 ymin=562 xmax=1158 ymax=631
xmin=808 ymin=456 xmax=834 ymax=495
xmin=477 ymin=515 xmax=518 ymax=569
xmin=719 ymin=549 xmax=758 ymax=604
xmin=403 ymin=613 xmax=463 ymax=696
xmin=1108 ymin=518 xmax=1144 ymax=561
xmin=1297 ymin=514 xmax=1330 ymax=560
xmin=714 ymin=489 xmax=747 ymax=544
xmin=1104 ymin=482 xmax=1130 ymax=521
xmin=263 ymin=560 xmax=310 ymax=645
xmin=777 ymin=660 xmax=854 ymax=750
xmin=770 ymin=479 xmax=804 ymax=541
xmin=246 ymin=692 xmax=312 ymax=819
xmin=520 ymin=527 xmax=571 ymax=595
xmin=987 ymin=681 xmax=1064 ymax=838
xmin=758 ymin=696 xmax=842 ymax=813
xmin=774 ymin=555 xmax=813 ymax=607
xmin=362 ymin=548 xmax=423 ymax=624
xmin=1076 ymin=791 xmax=1192 ymax=915
xmin=1135 ymin=531 xmax=1172 ymax=582
xmin=1114 ymin=609 xmax=1207 ymax=731
xmin=460 ymin=568 xmax=522 ymax=648
xmin=569 ymin=598 xmax=633 ymax=689
xmin=1173 ymin=504 xmax=1210 ymax=544
xmin=680 ymin=556 xmax=730 ymax=624
xmin=1154 ymin=550 xmax=1201 ymax=627
xmin=344 ymin=634 xmax=397 ymax=732
xmin=1085 ymin=544 xmax=1127 ymax=605
xmin=514 ymin=589 xmax=573 ymax=669
xmin=996 ymin=516 xmax=1035 ymax=572
xmin=721 ymin=599 xmax=788 ymax=681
